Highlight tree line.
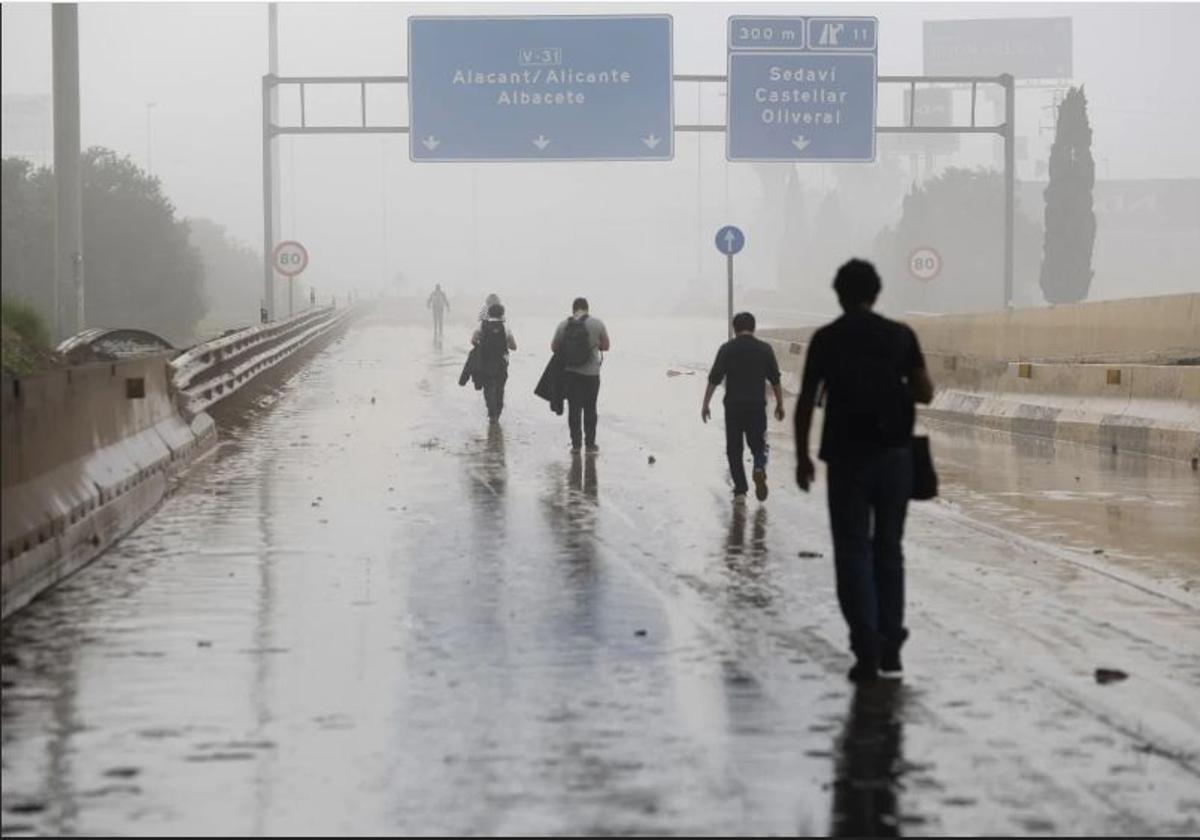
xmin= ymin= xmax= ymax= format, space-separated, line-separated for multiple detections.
xmin=761 ymin=85 xmax=1095 ymax=313
xmin=2 ymin=148 xmax=261 ymax=346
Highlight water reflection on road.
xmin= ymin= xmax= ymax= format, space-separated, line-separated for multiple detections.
xmin=1 ymin=311 xmax=1197 ymax=836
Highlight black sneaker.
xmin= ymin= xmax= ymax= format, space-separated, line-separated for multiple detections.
xmin=585 ymin=444 xmax=599 ymax=455
xmin=570 ymin=444 xmax=582 ymax=454
xmin=752 ymin=468 xmax=768 ymax=501
xmin=847 ymin=659 xmax=879 ymax=683
xmin=880 ymin=649 xmax=903 ymax=679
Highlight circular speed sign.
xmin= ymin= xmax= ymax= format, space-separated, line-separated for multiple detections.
xmin=272 ymin=240 xmax=309 ymax=277
xmin=908 ymin=246 xmax=941 ymax=282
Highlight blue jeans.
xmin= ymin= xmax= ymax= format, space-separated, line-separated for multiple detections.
xmin=826 ymin=446 xmax=912 ymax=663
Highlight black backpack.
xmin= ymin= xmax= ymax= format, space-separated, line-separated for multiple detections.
xmin=477 ymin=320 xmax=509 ymax=372
xmin=561 ymin=316 xmax=592 ymax=367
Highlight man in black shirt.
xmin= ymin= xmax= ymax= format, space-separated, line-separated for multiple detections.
xmin=794 ymin=260 xmax=934 ymax=683
xmin=703 ymin=312 xmax=786 ymax=502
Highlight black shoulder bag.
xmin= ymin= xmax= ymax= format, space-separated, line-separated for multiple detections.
xmin=911 ymin=435 xmax=939 ymax=500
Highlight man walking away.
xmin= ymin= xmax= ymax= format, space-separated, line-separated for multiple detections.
xmin=702 ymin=312 xmax=785 ymax=502
xmin=427 ymin=284 xmax=450 ymax=337
xmin=472 ymin=302 xmax=517 ymax=422
xmin=794 ymin=259 xmax=934 ymax=683
xmin=551 ymin=297 xmax=610 ymax=454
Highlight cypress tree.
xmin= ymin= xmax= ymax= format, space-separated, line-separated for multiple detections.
xmin=1040 ymin=86 xmax=1096 ymax=303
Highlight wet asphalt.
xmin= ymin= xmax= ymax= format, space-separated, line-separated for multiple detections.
xmin=2 ymin=309 xmax=1198 ymax=836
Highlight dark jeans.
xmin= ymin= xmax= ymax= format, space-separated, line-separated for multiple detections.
xmin=826 ymin=446 xmax=913 ymax=664
xmin=482 ymin=370 xmax=507 ymax=419
xmin=432 ymin=309 xmax=444 ymax=335
xmin=564 ymin=372 xmax=600 ymax=447
xmin=725 ymin=403 xmax=768 ymax=494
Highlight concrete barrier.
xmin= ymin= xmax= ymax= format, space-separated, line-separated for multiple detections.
xmin=907 ymin=293 xmax=1199 ymax=364
xmin=761 ymin=293 xmax=1200 ymax=365
xmin=761 ymin=336 xmax=1200 ymax=463
xmin=1 ymin=354 xmax=216 ymax=619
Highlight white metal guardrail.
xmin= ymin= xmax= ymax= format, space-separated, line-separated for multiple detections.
xmin=171 ymin=305 xmax=353 ymax=415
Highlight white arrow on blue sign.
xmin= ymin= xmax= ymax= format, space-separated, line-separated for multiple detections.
xmin=408 ymin=16 xmax=674 ymax=162
xmin=715 ymin=225 xmax=745 ymax=256
xmin=726 ymin=16 xmax=878 ymax=162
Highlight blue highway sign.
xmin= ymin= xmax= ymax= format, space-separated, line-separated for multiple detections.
xmin=727 ymin=16 xmax=878 ymax=162
xmin=408 ymin=16 xmax=674 ymax=161
xmin=715 ymin=225 xmax=745 ymax=256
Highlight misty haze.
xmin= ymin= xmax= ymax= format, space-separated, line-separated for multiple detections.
xmin=1 ymin=2 xmax=1198 ymax=837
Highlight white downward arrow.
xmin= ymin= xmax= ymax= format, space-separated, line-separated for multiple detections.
xmin=792 ymin=136 xmax=811 ymax=153
xmin=643 ymin=134 xmax=661 ymax=149
xmin=532 ymin=135 xmax=551 ymax=150
xmin=422 ymin=135 xmax=441 ymax=151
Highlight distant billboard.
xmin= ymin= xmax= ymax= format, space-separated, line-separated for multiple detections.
xmin=883 ymin=87 xmax=960 ymax=156
xmin=923 ymin=17 xmax=1072 ymax=79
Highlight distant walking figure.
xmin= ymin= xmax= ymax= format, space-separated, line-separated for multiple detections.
xmin=702 ymin=312 xmax=785 ymax=502
xmin=472 ymin=303 xmax=517 ymax=422
xmin=794 ymin=259 xmax=934 ymax=683
xmin=427 ymin=284 xmax=450 ymax=337
xmin=551 ymin=297 xmax=610 ymax=454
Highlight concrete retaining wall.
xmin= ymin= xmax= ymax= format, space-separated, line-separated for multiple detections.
xmin=761 ymin=293 xmax=1200 ymax=365
xmin=762 ymin=336 xmax=1200 ymax=463
xmin=1 ymin=354 xmax=216 ymax=619
xmin=906 ymin=293 xmax=1199 ymax=364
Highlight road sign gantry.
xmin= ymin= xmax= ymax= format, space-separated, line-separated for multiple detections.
xmin=261 ymin=15 xmax=1018 ymax=314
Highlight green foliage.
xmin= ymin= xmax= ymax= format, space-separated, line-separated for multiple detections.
xmin=188 ymin=216 xmax=261 ymax=332
xmin=80 ymin=148 xmax=206 ymax=342
xmin=1 ymin=296 xmax=55 ymax=377
xmin=2 ymin=296 xmax=51 ymax=349
xmin=1 ymin=149 xmax=207 ymax=344
xmin=1040 ymin=87 xmax=1096 ymax=304
xmin=2 ymin=158 xmax=55 ymax=326
xmin=873 ymin=167 xmax=1043 ymax=313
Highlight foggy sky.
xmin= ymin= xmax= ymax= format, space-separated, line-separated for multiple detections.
xmin=3 ymin=1 xmax=1199 ymax=315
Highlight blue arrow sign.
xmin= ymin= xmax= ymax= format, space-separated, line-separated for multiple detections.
xmin=727 ymin=16 xmax=878 ymax=162
xmin=409 ymin=16 xmax=674 ymax=161
xmin=715 ymin=225 xmax=745 ymax=256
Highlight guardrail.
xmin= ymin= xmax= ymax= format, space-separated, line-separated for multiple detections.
xmin=171 ymin=305 xmax=352 ymax=415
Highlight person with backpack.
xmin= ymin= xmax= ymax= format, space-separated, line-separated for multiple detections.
xmin=478 ymin=293 xmax=501 ymax=323
xmin=794 ymin=259 xmax=934 ymax=683
xmin=701 ymin=312 xmax=786 ymax=503
xmin=427 ymin=283 xmax=450 ymax=338
xmin=471 ymin=302 xmax=517 ymax=422
xmin=551 ymin=297 xmax=610 ymax=454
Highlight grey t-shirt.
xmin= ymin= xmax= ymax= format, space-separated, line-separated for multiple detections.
xmin=553 ymin=315 xmax=608 ymax=376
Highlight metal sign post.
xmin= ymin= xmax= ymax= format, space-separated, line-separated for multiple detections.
xmin=715 ymin=225 xmax=745 ymax=338
xmin=272 ymin=240 xmax=309 ymax=317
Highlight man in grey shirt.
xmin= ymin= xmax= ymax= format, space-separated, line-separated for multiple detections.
xmin=551 ymin=297 xmax=611 ymax=454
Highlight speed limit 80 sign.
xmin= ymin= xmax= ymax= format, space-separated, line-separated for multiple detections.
xmin=908 ymin=246 xmax=941 ymax=282
xmin=272 ymin=240 xmax=309 ymax=277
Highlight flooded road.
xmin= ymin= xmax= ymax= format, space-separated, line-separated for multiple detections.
xmin=3 ymin=311 xmax=1198 ymax=835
